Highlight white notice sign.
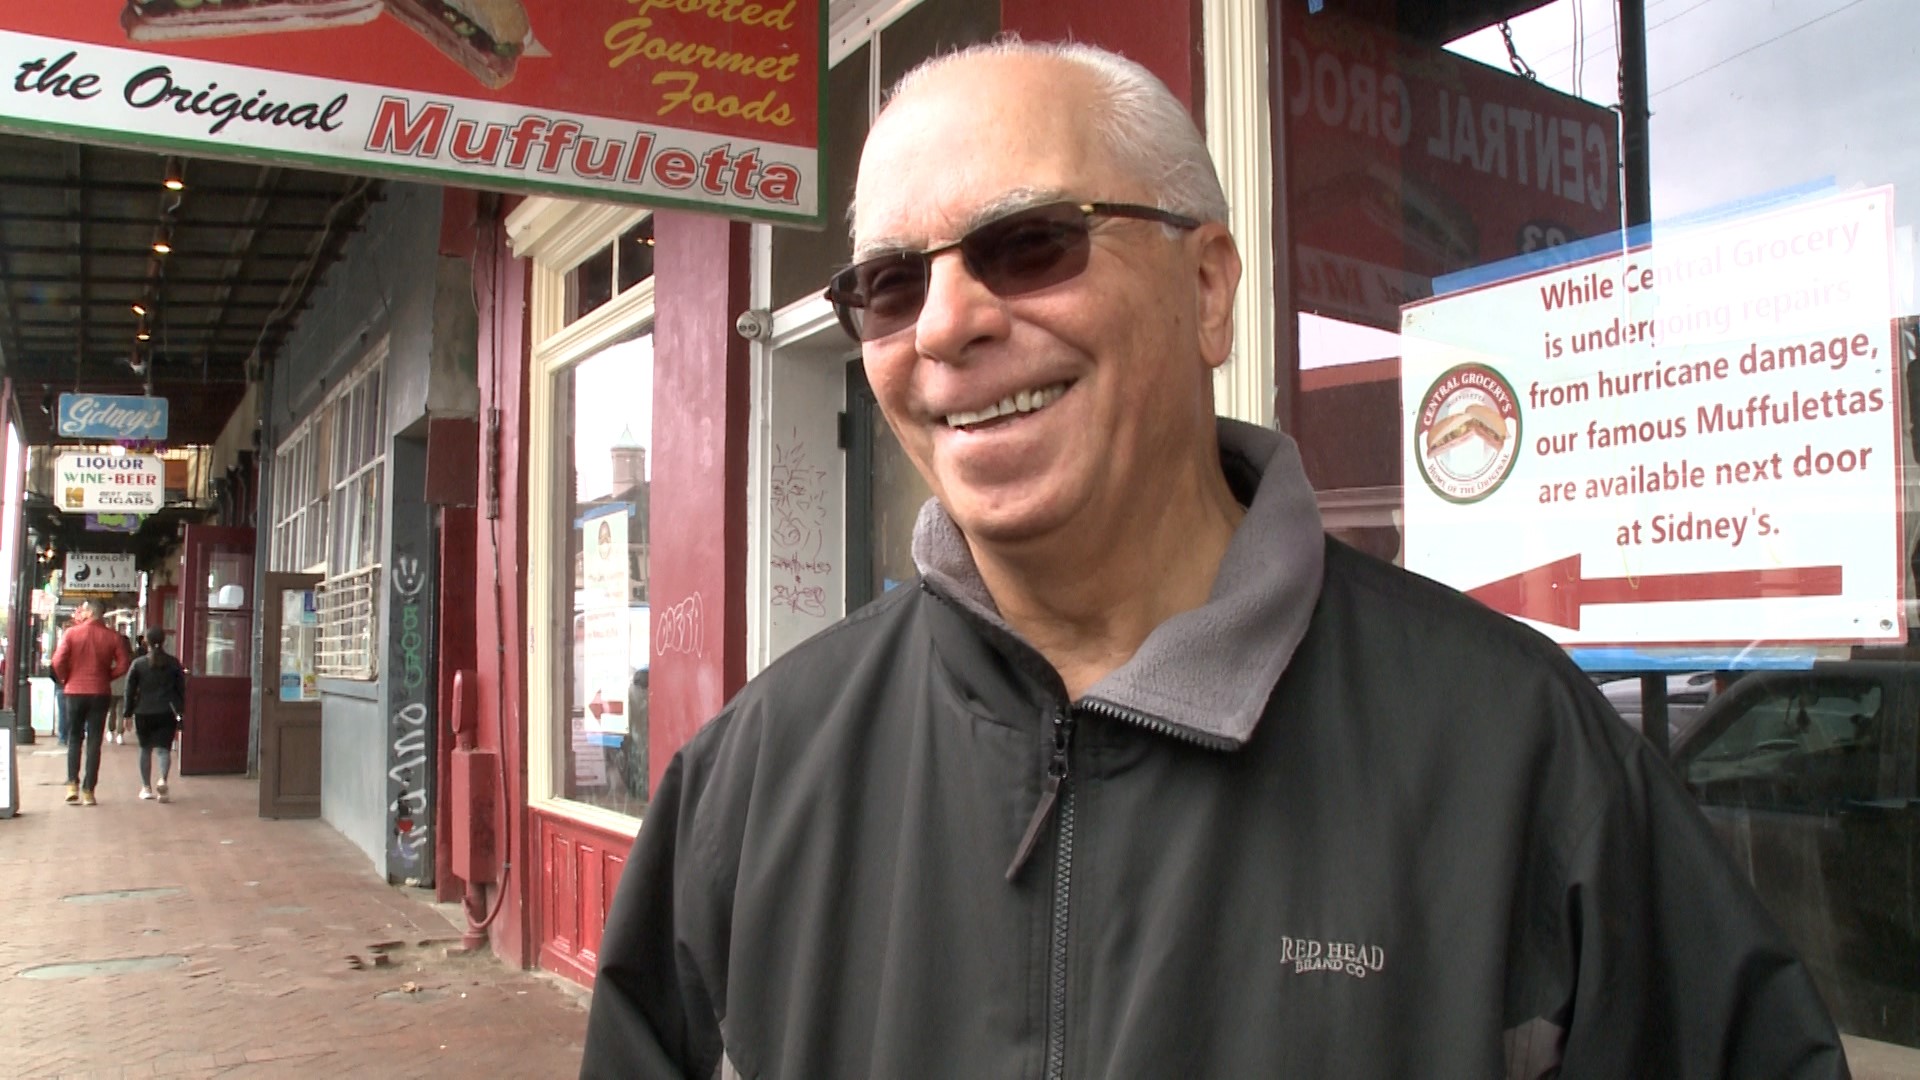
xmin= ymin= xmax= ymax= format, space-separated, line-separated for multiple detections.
xmin=65 ymin=553 xmax=139 ymax=594
xmin=1402 ymin=187 xmax=1901 ymax=647
xmin=54 ymin=452 xmax=163 ymax=513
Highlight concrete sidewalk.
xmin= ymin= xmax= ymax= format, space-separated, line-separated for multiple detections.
xmin=0 ymin=736 xmax=589 ymax=1079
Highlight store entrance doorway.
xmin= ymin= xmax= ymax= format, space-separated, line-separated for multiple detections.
xmin=260 ymin=572 xmax=323 ymax=818
xmin=177 ymin=524 xmax=255 ymax=775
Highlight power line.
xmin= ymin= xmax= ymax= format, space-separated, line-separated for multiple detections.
xmin=1651 ymin=0 xmax=1880 ymax=97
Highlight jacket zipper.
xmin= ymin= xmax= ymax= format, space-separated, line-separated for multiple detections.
xmin=1006 ymin=705 xmax=1076 ymax=1080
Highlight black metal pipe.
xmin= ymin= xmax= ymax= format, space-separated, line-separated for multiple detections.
xmin=1619 ymin=0 xmax=1654 ymax=229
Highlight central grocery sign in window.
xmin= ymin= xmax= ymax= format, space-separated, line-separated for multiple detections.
xmin=0 ymin=0 xmax=825 ymax=224
xmin=1402 ymin=186 xmax=1901 ymax=648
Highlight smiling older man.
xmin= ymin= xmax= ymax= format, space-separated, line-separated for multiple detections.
xmin=580 ymin=40 xmax=1846 ymax=1080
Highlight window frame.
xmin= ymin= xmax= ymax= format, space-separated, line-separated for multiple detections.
xmin=271 ymin=341 xmax=388 ymax=679
xmin=511 ymin=198 xmax=656 ymax=836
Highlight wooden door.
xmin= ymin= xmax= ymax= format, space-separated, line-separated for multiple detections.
xmin=178 ymin=525 xmax=255 ymax=776
xmin=260 ymin=573 xmax=323 ymax=818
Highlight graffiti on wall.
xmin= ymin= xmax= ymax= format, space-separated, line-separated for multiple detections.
xmin=770 ymin=434 xmax=830 ymax=617
xmin=386 ymin=547 xmax=435 ymax=885
xmin=655 ymin=591 xmax=704 ymax=658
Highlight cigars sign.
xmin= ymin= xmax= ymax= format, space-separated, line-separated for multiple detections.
xmin=0 ymin=0 xmax=825 ymax=224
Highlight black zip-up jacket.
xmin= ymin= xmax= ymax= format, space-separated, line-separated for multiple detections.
xmin=582 ymin=422 xmax=1847 ymax=1079
xmin=124 ymin=650 xmax=185 ymax=718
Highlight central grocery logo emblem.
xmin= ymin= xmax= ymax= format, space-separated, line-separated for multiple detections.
xmin=1416 ymin=363 xmax=1521 ymax=504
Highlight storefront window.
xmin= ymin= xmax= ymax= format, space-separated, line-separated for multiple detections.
xmin=1273 ymin=0 xmax=1920 ymax=1057
xmin=554 ymin=332 xmax=654 ymax=817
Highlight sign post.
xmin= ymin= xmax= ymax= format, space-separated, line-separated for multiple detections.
xmin=1402 ymin=187 xmax=1902 ymax=649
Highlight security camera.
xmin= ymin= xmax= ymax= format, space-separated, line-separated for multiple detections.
xmin=734 ymin=309 xmax=773 ymax=341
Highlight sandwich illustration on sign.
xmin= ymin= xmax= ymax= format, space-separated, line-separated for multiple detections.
xmin=382 ymin=0 xmax=539 ymax=90
xmin=122 ymin=0 xmax=383 ymax=41
xmin=119 ymin=0 xmax=542 ymax=90
xmin=1424 ymin=403 xmax=1508 ymax=461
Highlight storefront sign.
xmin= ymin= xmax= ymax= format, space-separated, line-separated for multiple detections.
xmin=85 ymin=513 xmax=145 ymax=533
xmin=57 ymin=392 xmax=168 ymax=441
xmin=1282 ymin=12 xmax=1620 ymax=330
xmin=0 ymin=1 xmax=825 ymax=224
xmin=54 ymin=451 xmax=163 ymax=512
xmin=65 ymin=552 xmax=139 ymax=593
xmin=1402 ymin=187 xmax=1901 ymax=647
xmin=30 ymin=591 xmax=55 ymax=617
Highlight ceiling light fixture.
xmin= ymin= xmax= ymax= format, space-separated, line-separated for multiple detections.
xmin=162 ymin=158 xmax=185 ymax=192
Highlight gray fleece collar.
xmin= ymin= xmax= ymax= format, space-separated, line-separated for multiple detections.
xmin=912 ymin=418 xmax=1326 ymax=748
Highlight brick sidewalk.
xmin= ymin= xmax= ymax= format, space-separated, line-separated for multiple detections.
xmin=0 ymin=736 xmax=589 ymax=1079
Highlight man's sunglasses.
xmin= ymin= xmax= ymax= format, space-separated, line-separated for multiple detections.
xmin=824 ymin=201 xmax=1203 ymax=342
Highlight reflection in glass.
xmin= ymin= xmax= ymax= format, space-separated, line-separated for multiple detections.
xmin=555 ymin=333 xmax=653 ymax=818
xmin=278 ymin=588 xmax=320 ymax=701
xmin=196 ymin=548 xmax=253 ymax=678
xmin=1277 ymin=0 xmax=1920 ymax=1057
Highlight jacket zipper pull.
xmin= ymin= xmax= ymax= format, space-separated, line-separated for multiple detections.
xmin=1006 ymin=771 xmax=1061 ymax=881
xmin=1007 ymin=708 xmax=1072 ymax=881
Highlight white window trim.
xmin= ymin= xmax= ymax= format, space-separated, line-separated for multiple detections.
xmin=1206 ymin=0 xmax=1279 ymax=429
xmin=312 ymin=341 xmax=389 ymax=679
xmin=521 ymin=200 xmax=655 ymax=835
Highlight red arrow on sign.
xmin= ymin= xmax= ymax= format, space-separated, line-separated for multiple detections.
xmin=1466 ymin=554 xmax=1844 ymax=631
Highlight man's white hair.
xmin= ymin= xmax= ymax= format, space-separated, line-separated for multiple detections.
xmin=869 ymin=37 xmax=1230 ymax=225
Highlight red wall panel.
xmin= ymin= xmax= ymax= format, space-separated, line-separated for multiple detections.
xmin=646 ymin=211 xmax=752 ymax=795
xmin=471 ymin=198 xmax=535 ymax=969
xmin=532 ymin=810 xmax=629 ymax=987
xmin=435 ymin=504 xmax=477 ymax=903
xmin=999 ymin=0 xmax=1201 ymax=114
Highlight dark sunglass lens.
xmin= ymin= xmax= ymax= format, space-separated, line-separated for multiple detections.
xmin=968 ymin=206 xmax=1089 ymax=296
xmin=850 ymin=254 xmax=927 ymax=339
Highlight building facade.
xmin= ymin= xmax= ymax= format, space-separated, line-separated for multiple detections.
xmin=5 ymin=0 xmax=1916 ymax=1062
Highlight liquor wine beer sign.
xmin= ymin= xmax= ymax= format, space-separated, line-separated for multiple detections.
xmin=0 ymin=1 xmax=826 ymax=224
xmin=55 ymin=450 xmax=164 ymax=512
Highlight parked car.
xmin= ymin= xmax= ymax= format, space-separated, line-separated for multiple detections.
xmin=1594 ymin=671 xmax=1718 ymax=745
xmin=1671 ymin=661 xmax=1920 ymax=1049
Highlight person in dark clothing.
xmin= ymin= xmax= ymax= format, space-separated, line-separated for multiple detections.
xmin=579 ymin=42 xmax=1849 ymax=1080
xmin=51 ymin=600 xmax=132 ymax=806
xmin=107 ymin=630 xmax=135 ymax=745
xmin=124 ymin=628 xmax=185 ymax=803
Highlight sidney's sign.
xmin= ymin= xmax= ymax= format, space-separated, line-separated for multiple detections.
xmin=55 ymin=451 xmax=164 ymax=512
xmin=0 ymin=1 xmax=824 ymax=224
xmin=58 ymin=392 xmax=168 ymax=441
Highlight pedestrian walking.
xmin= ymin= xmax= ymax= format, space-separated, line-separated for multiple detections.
xmin=580 ymin=40 xmax=1846 ymax=1079
xmin=107 ymin=629 xmax=135 ymax=744
xmin=124 ymin=628 xmax=186 ymax=803
xmin=51 ymin=599 xmax=132 ymax=806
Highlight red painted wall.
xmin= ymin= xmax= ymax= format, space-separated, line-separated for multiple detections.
xmin=470 ymin=199 xmax=534 ymax=969
xmin=434 ymin=503 xmax=477 ymax=904
xmin=646 ymin=211 xmax=752 ymax=793
xmin=999 ymin=0 xmax=1202 ymax=113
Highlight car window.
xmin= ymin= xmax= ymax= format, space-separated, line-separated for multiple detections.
xmin=1686 ymin=679 xmax=1886 ymax=811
